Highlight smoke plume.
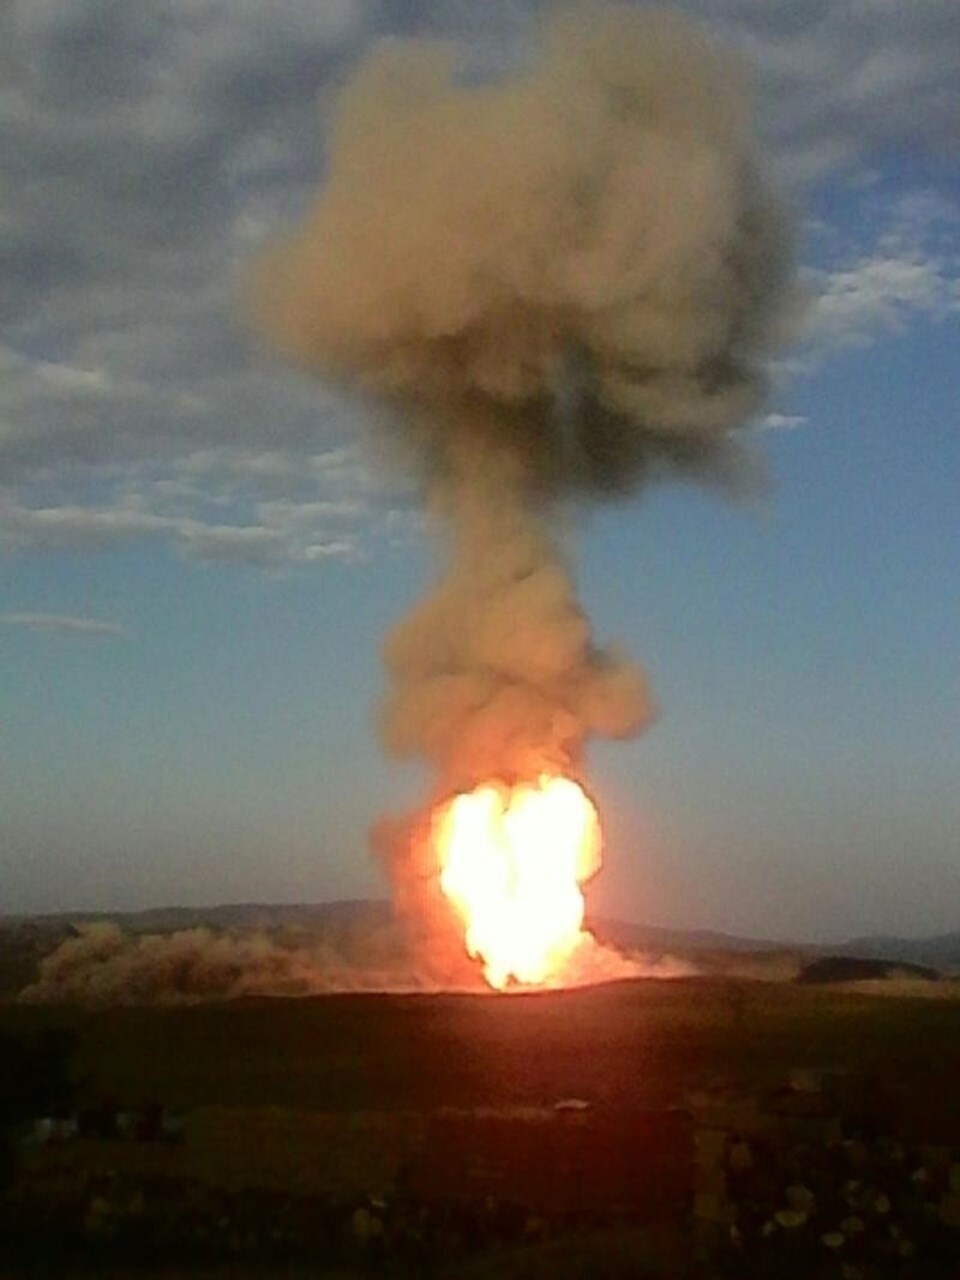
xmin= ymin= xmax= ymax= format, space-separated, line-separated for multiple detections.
xmin=253 ymin=5 xmax=796 ymax=970
xmin=19 ymin=920 xmax=693 ymax=1006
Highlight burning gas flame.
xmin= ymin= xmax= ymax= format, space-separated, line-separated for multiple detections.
xmin=433 ymin=775 xmax=602 ymax=990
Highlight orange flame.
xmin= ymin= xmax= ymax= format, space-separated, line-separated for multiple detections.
xmin=433 ymin=775 xmax=602 ymax=990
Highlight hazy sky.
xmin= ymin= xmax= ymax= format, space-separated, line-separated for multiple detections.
xmin=2 ymin=1 xmax=958 ymax=941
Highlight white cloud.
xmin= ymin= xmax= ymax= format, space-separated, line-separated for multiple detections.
xmin=803 ymin=187 xmax=960 ymax=349
xmin=0 ymin=612 xmax=126 ymax=637
xmin=809 ymin=254 xmax=954 ymax=346
xmin=0 ymin=482 xmax=367 ymax=567
xmin=700 ymin=0 xmax=960 ymax=183
xmin=762 ymin=413 xmax=807 ymax=431
xmin=0 ymin=0 xmax=381 ymax=563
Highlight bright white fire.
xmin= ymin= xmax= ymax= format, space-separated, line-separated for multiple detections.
xmin=433 ymin=775 xmax=602 ymax=990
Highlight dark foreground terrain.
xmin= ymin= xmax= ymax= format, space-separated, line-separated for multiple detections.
xmin=2 ymin=979 xmax=960 ymax=1278
xmin=2 ymin=977 xmax=959 ymax=1112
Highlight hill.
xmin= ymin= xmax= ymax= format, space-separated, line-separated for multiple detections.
xmin=834 ymin=930 xmax=960 ymax=972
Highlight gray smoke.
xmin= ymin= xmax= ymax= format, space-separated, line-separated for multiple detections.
xmin=252 ymin=5 xmax=796 ymax=959
xmin=380 ymin=469 xmax=652 ymax=787
xmin=256 ymin=5 xmax=793 ymax=503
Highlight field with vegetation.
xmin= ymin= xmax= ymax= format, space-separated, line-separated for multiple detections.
xmin=2 ymin=977 xmax=959 ymax=1277
xmin=2 ymin=977 xmax=958 ymax=1113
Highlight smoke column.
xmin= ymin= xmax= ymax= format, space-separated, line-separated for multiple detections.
xmin=253 ymin=5 xmax=796 ymax=974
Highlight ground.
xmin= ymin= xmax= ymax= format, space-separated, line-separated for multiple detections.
xmin=5 ymin=977 xmax=960 ymax=1112
xmin=2 ymin=977 xmax=959 ymax=1277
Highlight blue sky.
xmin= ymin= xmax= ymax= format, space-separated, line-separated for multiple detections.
xmin=2 ymin=1 xmax=958 ymax=940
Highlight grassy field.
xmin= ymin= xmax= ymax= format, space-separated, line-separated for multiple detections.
xmin=2 ymin=976 xmax=959 ymax=1117
xmin=3 ymin=978 xmax=960 ymax=1278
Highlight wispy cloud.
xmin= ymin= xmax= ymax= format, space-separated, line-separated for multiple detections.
xmin=801 ymin=188 xmax=960 ymax=353
xmin=761 ymin=413 xmax=808 ymax=432
xmin=0 ymin=0 xmax=378 ymax=564
xmin=720 ymin=0 xmax=960 ymax=185
xmin=808 ymin=252 xmax=958 ymax=347
xmin=0 ymin=487 xmax=368 ymax=566
xmin=0 ymin=612 xmax=127 ymax=637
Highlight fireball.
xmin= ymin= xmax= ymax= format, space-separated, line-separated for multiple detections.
xmin=433 ymin=775 xmax=602 ymax=989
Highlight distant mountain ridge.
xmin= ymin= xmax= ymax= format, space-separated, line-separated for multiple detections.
xmin=0 ymin=899 xmax=391 ymax=933
xmin=832 ymin=931 xmax=960 ymax=973
xmin=595 ymin=918 xmax=960 ymax=974
xmin=589 ymin=918 xmax=799 ymax=956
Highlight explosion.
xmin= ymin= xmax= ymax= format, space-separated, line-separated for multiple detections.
xmin=253 ymin=5 xmax=796 ymax=990
xmin=434 ymin=775 xmax=601 ymax=990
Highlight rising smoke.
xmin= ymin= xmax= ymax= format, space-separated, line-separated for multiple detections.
xmin=253 ymin=5 xmax=796 ymax=970
xmin=20 ymin=920 xmax=694 ymax=1006
xmin=19 ymin=920 xmax=448 ymax=1004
